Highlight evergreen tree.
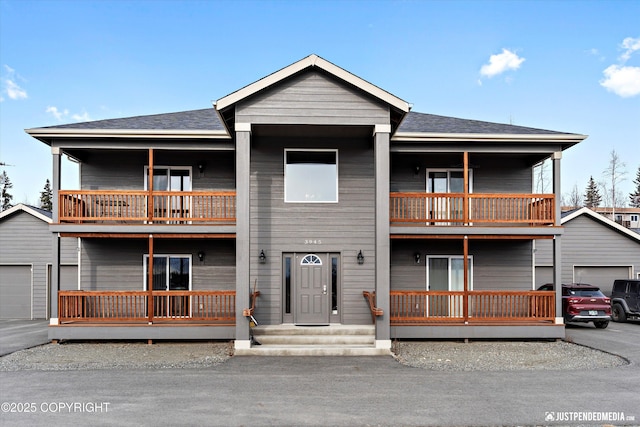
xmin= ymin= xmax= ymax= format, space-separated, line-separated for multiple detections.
xmin=630 ymin=166 xmax=640 ymax=208
xmin=0 ymin=170 xmax=14 ymax=211
xmin=40 ymin=179 xmax=53 ymax=211
xmin=583 ymin=176 xmax=602 ymax=208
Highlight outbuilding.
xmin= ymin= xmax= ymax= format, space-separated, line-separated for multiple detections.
xmin=0 ymin=204 xmax=78 ymax=319
xmin=535 ymin=207 xmax=640 ymax=295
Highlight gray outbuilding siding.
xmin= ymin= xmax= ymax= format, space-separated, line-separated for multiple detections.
xmin=0 ymin=207 xmax=77 ymax=319
xmin=536 ymin=212 xmax=640 ymax=293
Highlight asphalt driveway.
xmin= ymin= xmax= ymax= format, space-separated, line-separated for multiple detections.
xmin=1 ymin=321 xmax=639 ymax=426
xmin=0 ymin=319 xmax=49 ymax=356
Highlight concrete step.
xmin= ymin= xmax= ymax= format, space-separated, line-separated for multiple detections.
xmin=235 ymin=324 xmax=390 ymax=356
xmin=235 ymin=345 xmax=391 ymax=357
xmin=251 ymin=324 xmax=375 ymax=336
xmin=255 ymin=334 xmax=374 ymax=345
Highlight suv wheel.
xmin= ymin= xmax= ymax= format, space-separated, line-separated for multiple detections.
xmin=612 ymin=304 xmax=627 ymax=322
xmin=594 ymin=320 xmax=609 ymax=329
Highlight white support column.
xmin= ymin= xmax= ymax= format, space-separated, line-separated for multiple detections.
xmin=553 ymin=236 xmax=563 ymax=325
xmin=235 ymin=123 xmax=252 ymax=349
xmin=551 ymin=151 xmax=564 ymax=324
xmin=552 ymin=151 xmax=562 ymax=227
xmin=50 ymin=148 xmax=62 ymax=324
xmin=374 ymin=124 xmax=391 ymax=348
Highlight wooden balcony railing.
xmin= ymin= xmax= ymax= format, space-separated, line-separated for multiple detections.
xmin=58 ymin=290 xmax=237 ymax=323
xmin=390 ymin=193 xmax=555 ymax=226
xmin=58 ymin=190 xmax=236 ymax=224
xmin=390 ymin=290 xmax=555 ymax=324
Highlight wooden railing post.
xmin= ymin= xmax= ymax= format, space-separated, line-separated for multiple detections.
xmin=148 ymin=148 xmax=154 ymax=223
xmin=147 ymin=235 xmax=154 ymax=324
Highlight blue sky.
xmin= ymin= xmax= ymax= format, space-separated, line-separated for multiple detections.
xmin=1 ymin=0 xmax=638 ymax=206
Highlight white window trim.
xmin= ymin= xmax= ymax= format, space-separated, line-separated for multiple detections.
xmin=426 ymin=168 xmax=473 ymax=193
xmin=144 ymin=166 xmax=193 ymax=191
xmin=426 ymin=255 xmax=473 ymax=291
xmin=284 ymin=149 xmax=338 ymax=203
xmin=142 ymin=254 xmax=193 ymax=291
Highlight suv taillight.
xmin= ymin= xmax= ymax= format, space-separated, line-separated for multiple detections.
xmin=605 ymin=298 xmax=611 ymax=304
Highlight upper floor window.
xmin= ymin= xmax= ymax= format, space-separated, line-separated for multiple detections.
xmin=285 ymin=150 xmax=338 ymax=203
xmin=630 ymin=215 xmax=639 ymax=222
xmin=144 ymin=167 xmax=192 ymax=191
xmin=427 ymin=169 xmax=473 ymax=193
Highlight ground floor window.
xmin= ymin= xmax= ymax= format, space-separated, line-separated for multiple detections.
xmin=427 ymin=256 xmax=473 ymax=291
xmin=143 ymin=255 xmax=191 ymax=291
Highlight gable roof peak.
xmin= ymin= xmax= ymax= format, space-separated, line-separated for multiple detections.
xmin=215 ymin=54 xmax=410 ymax=114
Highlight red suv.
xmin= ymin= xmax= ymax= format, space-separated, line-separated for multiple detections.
xmin=537 ymin=283 xmax=611 ymax=329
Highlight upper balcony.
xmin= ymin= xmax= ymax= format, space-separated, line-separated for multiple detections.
xmin=390 ymin=192 xmax=555 ymax=227
xmin=58 ymin=190 xmax=236 ymax=224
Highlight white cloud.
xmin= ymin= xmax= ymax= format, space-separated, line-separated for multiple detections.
xmin=600 ymin=65 xmax=640 ymax=97
xmin=72 ymin=111 xmax=91 ymax=121
xmin=46 ymin=106 xmax=91 ymax=122
xmin=1 ymin=65 xmax=28 ymax=101
xmin=620 ymin=37 xmax=640 ymax=62
xmin=5 ymin=79 xmax=28 ymax=100
xmin=479 ymin=49 xmax=525 ymax=78
xmin=600 ymin=37 xmax=640 ymax=98
xmin=46 ymin=106 xmax=69 ymax=121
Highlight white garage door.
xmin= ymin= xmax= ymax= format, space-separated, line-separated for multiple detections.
xmin=573 ymin=266 xmax=631 ymax=296
xmin=0 ymin=265 xmax=31 ymax=319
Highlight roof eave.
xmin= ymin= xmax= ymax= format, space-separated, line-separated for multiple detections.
xmin=25 ymin=128 xmax=231 ymax=144
xmin=392 ymin=132 xmax=588 ymax=145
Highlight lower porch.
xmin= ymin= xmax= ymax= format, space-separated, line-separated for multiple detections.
xmin=50 ymin=289 xmax=564 ymax=342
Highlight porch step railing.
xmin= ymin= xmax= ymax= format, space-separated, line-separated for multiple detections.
xmin=58 ymin=190 xmax=236 ymax=224
xmin=390 ymin=290 xmax=555 ymax=324
xmin=390 ymin=192 xmax=555 ymax=226
xmin=58 ymin=290 xmax=236 ymax=323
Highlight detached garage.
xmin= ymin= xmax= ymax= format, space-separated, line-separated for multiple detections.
xmin=536 ymin=207 xmax=640 ymax=296
xmin=0 ymin=204 xmax=77 ymax=319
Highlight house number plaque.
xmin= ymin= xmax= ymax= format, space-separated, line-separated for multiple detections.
xmin=304 ymin=239 xmax=322 ymax=245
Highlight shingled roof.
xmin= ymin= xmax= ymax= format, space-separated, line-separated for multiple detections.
xmin=34 ymin=109 xmax=569 ymax=136
xmin=398 ymin=112 xmax=568 ymax=135
xmin=39 ymin=108 xmax=225 ymax=131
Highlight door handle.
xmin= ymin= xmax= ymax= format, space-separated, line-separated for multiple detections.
xmin=323 ymin=285 xmax=327 ymax=295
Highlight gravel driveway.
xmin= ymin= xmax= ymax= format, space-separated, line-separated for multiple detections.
xmin=0 ymin=339 xmax=627 ymax=371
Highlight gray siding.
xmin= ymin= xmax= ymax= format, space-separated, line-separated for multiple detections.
xmin=250 ymin=137 xmax=376 ymax=325
xmin=391 ymin=240 xmax=533 ymax=291
xmin=81 ymin=150 xmax=235 ymax=191
xmin=237 ymin=70 xmax=389 ymax=126
xmin=391 ymin=153 xmax=533 ymax=193
xmin=80 ymin=238 xmax=235 ymax=291
xmin=0 ymin=210 xmax=76 ymax=318
xmin=535 ymin=214 xmax=640 ymax=286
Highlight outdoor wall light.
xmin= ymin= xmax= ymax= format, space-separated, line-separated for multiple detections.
xmin=259 ymin=250 xmax=266 ymax=263
xmin=357 ymin=250 xmax=365 ymax=265
xmin=414 ymin=252 xmax=421 ymax=264
xmin=198 ymin=162 xmax=206 ymax=174
xmin=414 ymin=165 xmax=421 ymax=175
xmin=197 ymin=251 xmax=205 ymax=262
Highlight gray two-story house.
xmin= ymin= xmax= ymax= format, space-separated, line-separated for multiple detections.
xmin=26 ymin=55 xmax=586 ymax=355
